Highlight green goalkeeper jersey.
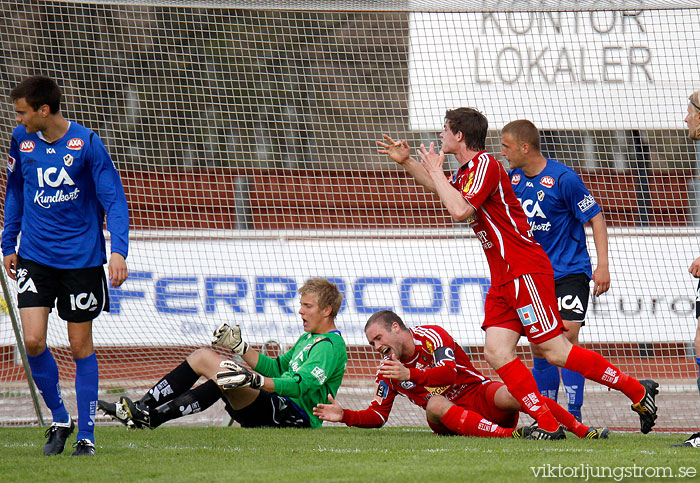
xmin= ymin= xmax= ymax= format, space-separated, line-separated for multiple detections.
xmin=253 ymin=330 xmax=347 ymax=428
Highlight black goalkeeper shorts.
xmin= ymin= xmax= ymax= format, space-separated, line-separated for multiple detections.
xmin=224 ymin=391 xmax=311 ymax=428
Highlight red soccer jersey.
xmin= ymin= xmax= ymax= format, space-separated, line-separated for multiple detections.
xmin=448 ymin=151 xmax=553 ymax=286
xmin=341 ymin=325 xmax=490 ymax=428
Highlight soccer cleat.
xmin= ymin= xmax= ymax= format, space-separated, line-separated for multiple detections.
xmin=98 ymin=399 xmax=135 ymax=428
xmin=511 ymin=426 xmax=534 ymax=439
xmin=526 ymin=426 xmax=566 ymax=440
xmin=584 ymin=427 xmax=610 ymax=439
xmin=43 ymin=419 xmax=75 ymax=455
xmin=672 ymin=432 xmax=700 ymax=448
xmin=121 ymin=396 xmax=151 ymax=429
xmin=631 ymin=379 xmax=659 ymax=434
xmin=71 ymin=439 xmax=96 ymax=456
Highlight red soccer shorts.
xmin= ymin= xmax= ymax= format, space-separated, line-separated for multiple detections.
xmin=482 ymin=273 xmax=565 ymax=343
xmin=429 ymin=381 xmax=519 ymax=434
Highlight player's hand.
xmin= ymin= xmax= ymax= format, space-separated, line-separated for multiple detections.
xmin=592 ymin=266 xmax=610 ymax=296
xmin=312 ymin=394 xmax=344 ymax=422
xmin=211 ymin=323 xmax=249 ymax=355
xmin=690 ymin=256 xmax=700 ymax=278
xmin=216 ymin=360 xmax=264 ymax=390
xmin=417 ymin=142 xmax=445 ymax=174
xmin=3 ymin=253 xmax=17 ymax=280
xmin=108 ymin=252 xmax=128 ymax=288
xmin=377 ymin=134 xmax=411 ymax=165
xmin=379 ymin=354 xmax=410 ymax=381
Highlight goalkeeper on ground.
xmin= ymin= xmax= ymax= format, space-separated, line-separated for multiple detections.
xmin=98 ymin=278 xmax=347 ymax=429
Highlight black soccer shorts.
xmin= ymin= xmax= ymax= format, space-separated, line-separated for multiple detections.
xmin=16 ymin=256 xmax=109 ymax=322
xmin=224 ymin=390 xmax=311 ymax=428
xmin=554 ymin=272 xmax=591 ymax=323
xmin=695 ymin=279 xmax=700 ymax=319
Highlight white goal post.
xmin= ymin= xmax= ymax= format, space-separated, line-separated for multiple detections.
xmin=0 ymin=0 xmax=699 ymax=431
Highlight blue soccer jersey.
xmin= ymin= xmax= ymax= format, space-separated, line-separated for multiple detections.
xmin=2 ymin=121 xmax=129 ymax=269
xmin=509 ymin=158 xmax=600 ymax=280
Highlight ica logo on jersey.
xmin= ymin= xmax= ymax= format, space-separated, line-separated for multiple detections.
xmin=37 ymin=167 xmax=75 ymax=188
xmin=518 ymin=198 xmax=551 ymax=232
xmin=34 ymin=167 xmax=80 ymax=209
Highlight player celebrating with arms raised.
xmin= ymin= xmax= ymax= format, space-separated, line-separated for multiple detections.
xmin=378 ymin=107 xmax=658 ymax=438
xmin=501 ymin=119 xmax=610 ymax=422
xmin=2 ymin=76 xmax=129 ymax=456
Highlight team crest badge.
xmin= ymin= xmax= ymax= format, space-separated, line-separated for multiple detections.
xmin=537 ymin=190 xmax=545 ymax=201
xmin=8 ymin=156 xmax=16 ymax=172
xmin=63 ymin=154 xmax=73 ymax=167
xmin=461 ymin=172 xmax=475 ymax=195
xmin=425 ymin=340 xmax=434 ymax=354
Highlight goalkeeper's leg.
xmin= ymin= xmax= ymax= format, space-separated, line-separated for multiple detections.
xmin=137 ymin=359 xmax=202 ymax=411
xmin=148 ymin=380 xmax=224 ymax=428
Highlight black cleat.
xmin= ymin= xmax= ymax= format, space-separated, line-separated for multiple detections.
xmin=631 ymin=379 xmax=659 ymax=434
xmin=511 ymin=426 xmax=534 ymax=439
xmin=672 ymin=432 xmax=700 ymax=448
xmin=527 ymin=426 xmax=566 ymax=440
xmin=43 ymin=419 xmax=75 ymax=455
xmin=98 ymin=399 xmax=135 ymax=429
xmin=71 ymin=439 xmax=96 ymax=456
xmin=121 ymin=396 xmax=150 ymax=429
xmin=584 ymin=427 xmax=610 ymax=439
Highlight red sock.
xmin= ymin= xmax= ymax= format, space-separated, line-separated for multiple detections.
xmin=564 ymin=345 xmax=644 ymax=403
xmin=496 ymin=358 xmax=559 ymax=432
xmin=541 ymin=396 xmax=588 ymax=438
xmin=440 ymin=405 xmax=512 ymax=438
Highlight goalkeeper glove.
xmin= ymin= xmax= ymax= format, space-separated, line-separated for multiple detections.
xmin=216 ymin=360 xmax=265 ymax=390
xmin=211 ymin=323 xmax=249 ymax=355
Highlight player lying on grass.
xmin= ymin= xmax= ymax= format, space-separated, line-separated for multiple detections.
xmin=313 ymin=310 xmax=608 ymax=440
xmin=98 ymin=278 xmax=347 ymax=429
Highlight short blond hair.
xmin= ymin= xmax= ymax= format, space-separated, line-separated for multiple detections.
xmin=298 ymin=278 xmax=343 ymax=319
xmin=502 ymin=119 xmax=541 ymax=152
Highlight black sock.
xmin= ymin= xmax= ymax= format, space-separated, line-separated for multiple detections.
xmin=140 ymin=360 xmax=200 ymax=410
xmin=149 ymin=380 xmax=223 ymax=428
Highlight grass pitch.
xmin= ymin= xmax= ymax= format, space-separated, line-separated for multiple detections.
xmin=0 ymin=426 xmax=698 ymax=482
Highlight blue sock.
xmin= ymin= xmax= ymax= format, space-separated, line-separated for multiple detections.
xmin=561 ymin=368 xmax=585 ymax=421
xmin=532 ymin=357 xmax=560 ymax=401
xmin=75 ymin=353 xmax=99 ymax=443
xmin=26 ymin=348 xmax=69 ymax=424
xmin=696 ymin=357 xmax=700 ymax=369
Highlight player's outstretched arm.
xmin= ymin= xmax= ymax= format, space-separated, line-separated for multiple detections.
xmin=377 ymin=134 xmax=438 ymax=193
xmin=588 ymin=212 xmax=610 ymax=296
xmin=3 ymin=253 xmax=17 ymax=280
xmin=312 ymin=394 xmax=344 ymax=423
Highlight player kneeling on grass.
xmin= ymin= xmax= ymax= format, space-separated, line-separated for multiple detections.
xmin=98 ymin=278 xmax=347 ymax=429
xmin=313 ymin=310 xmax=608 ymax=440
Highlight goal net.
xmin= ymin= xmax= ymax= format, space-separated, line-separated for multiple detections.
xmin=0 ymin=0 xmax=699 ymax=431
